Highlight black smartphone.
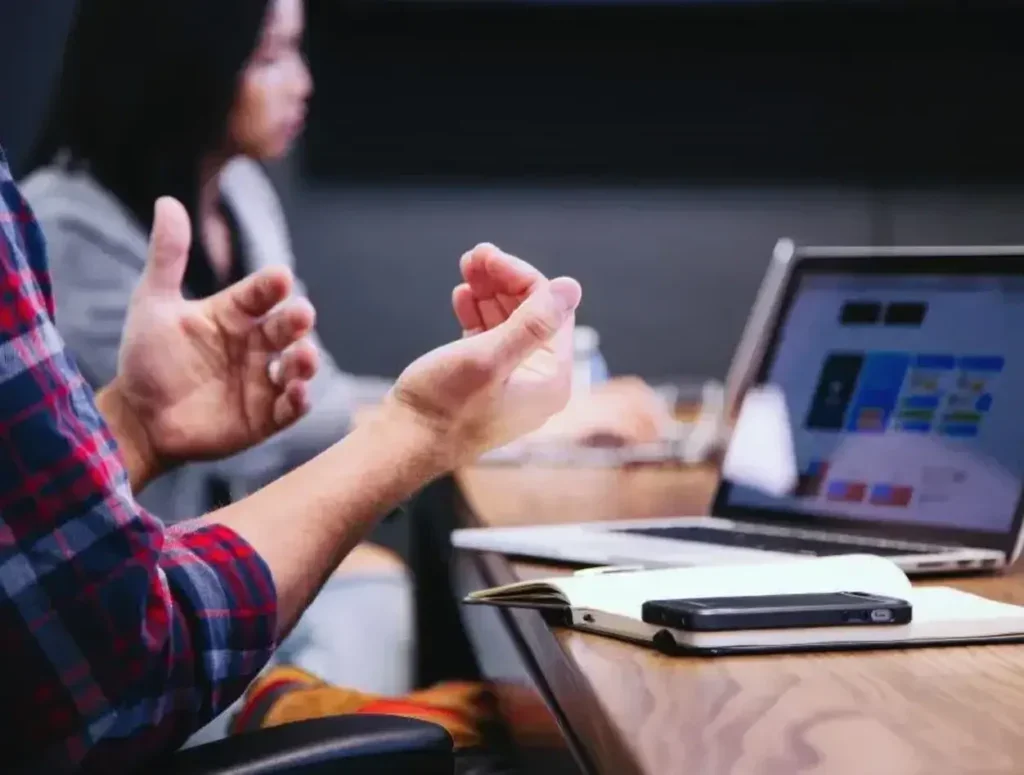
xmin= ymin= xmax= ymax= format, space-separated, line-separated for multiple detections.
xmin=640 ymin=591 xmax=912 ymax=632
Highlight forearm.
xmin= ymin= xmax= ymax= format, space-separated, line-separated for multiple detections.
xmin=96 ymin=378 xmax=162 ymax=491
xmin=206 ymin=404 xmax=443 ymax=634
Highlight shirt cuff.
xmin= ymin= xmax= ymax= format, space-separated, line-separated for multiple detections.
xmin=163 ymin=520 xmax=279 ymax=717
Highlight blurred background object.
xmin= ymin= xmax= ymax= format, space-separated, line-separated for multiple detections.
xmin=572 ymin=326 xmax=608 ymax=395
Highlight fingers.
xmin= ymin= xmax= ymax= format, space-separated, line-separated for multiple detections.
xmin=267 ymin=341 xmax=318 ymax=428
xmin=456 ymin=243 xmax=547 ymax=333
xmin=478 ymin=296 xmax=508 ymax=331
xmin=140 ymin=197 xmax=192 ymax=296
xmin=459 ymin=251 xmax=505 ymax=330
xmin=269 ymin=338 xmax=320 ymax=386
xmin=227 ymin=266 xmax=294 ymax=318
xmin=452 ymin=284 xmax=484 ymax=335
xmin=461 ymin=243 xmax=545 ymax=297
xmin=260 ymin=296 xmax=316 ymax=351
xmin=460 ymin=247 xmax=498 ymax=296
xmin=487 ymin=276 xmax=582 ymax=373
xmin=265 ymin=338 xmax=318 ymax=432
xmin=208 ymin=266 xmax=297 ymax=336
xmin=272 ymin=379 xmax=312 ymax=429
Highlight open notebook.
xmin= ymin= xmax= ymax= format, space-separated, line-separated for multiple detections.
xmin=464 ymin=555 xmax=1024 ymax=655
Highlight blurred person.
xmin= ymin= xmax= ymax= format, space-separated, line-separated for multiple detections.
xmin=0 ymin=142 xmax=584 ymax=768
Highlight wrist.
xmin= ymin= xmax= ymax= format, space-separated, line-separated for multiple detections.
xmin=96 ymin=378 xmax=162 ymax=491
xmin=367 ymin=396 xmax=453 ymax=482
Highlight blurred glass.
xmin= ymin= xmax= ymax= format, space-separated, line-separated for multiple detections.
xmin=649 ymin=378 xmax=727 ymax=464
xmin=650 ymin=377 xmax=718 ymax=423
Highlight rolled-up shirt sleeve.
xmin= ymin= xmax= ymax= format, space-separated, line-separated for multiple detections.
xmin=0 ymin=150 xmax=277 ymax=772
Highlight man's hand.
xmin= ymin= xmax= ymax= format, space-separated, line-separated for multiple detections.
xmin=102 ymin=197 xmax=320 ymax=488
xmin=207 ymin=242 xmax=580 ymax=628
xmin=383 ymin=243 xmax=582 ymax=469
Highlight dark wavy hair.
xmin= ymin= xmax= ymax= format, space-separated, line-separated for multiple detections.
xmin=27 ymin=0 xmax=272 ymax=279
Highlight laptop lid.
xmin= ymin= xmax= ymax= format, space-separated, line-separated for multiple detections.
xmin=713 ymin=245 xmax=1024 ymax=557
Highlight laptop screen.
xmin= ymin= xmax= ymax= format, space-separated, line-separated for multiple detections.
xmin=723 ymin=267 xmax=1024 ymax=541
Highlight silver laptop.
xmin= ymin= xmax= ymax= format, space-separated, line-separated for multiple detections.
xmin=452 ymin=240 xmax=1024 ymax=575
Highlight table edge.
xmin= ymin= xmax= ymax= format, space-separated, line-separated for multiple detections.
xmin=454 ymin=479 xmax=647 ymax=775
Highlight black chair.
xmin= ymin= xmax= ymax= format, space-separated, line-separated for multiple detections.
xmin=157 ymin=715 xmax=454 ymax=774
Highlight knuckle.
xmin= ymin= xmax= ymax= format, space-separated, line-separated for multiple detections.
xmin=265 ymin=314 xmax=285 ymax=341
xmin=299 ymin=340 xmax=320 ymax=369
xmin=289 ymin=295 xmax=314 ymax=317
xmin=523 ymin=312 xmax=556 ymax=343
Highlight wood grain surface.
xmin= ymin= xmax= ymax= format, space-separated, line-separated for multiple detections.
xmin=456 ymin=463 xmax=1024 ymax=775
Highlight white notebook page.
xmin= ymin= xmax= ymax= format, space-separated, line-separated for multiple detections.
xmin=554 ymin=554 xmax=912 ymax=619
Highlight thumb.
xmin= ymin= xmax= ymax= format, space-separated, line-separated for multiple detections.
xmin=487 ymin=277 xmax=582 ymax=372
xmin=140 ymin=197 xmax=191 ymax=296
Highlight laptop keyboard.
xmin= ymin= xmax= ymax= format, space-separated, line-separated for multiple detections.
xmin=617 ymin=525 xmax=938 ymax=557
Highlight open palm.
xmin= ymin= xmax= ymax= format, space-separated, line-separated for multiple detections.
xmin=116 ymin=198 xmax=319 ymax=466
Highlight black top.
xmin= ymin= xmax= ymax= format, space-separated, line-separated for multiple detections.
xmin=184 ymin=198 xmax=248 ymax=299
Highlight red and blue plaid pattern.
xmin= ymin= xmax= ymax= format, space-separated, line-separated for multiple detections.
xmin=0 ymin=147 xmax=278 ymax=772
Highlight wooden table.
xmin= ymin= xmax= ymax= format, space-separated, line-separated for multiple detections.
xmin=452 ymin=463 xmax=1024 ymax=775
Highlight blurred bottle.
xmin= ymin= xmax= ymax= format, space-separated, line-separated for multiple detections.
xmin=572 ymin=325 xmax=609 ymax=394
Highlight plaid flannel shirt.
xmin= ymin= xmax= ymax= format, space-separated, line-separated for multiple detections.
xmin=0 ymin=147 xmax=277 ymax=772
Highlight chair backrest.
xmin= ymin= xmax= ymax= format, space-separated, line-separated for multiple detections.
xmin=156 ymin=715 xmax=454 ymax=775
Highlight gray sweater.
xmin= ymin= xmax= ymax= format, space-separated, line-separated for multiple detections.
xmin=21 ymin=157 xmax=391 ymax=522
